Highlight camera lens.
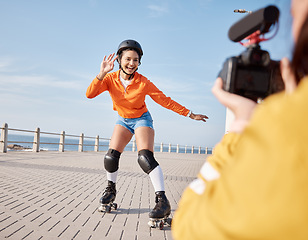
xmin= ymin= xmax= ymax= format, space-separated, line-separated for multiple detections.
xmin=251 ymin=52 xmax=262 ymax=64
xmin=249 ymin=50 xmax=270 ymax=66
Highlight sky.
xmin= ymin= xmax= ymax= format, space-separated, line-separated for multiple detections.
xmin=0 ymin=0 xmax=292 ymax=149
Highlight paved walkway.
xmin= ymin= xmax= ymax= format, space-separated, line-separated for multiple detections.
xmin=0 ymin=151 xmax=207 ymax=240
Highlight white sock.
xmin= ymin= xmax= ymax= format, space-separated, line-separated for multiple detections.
xmin=106 ymin=170 xmax=118 ymax=183
xmin=149 ymin=166 xmax=165 ymax=192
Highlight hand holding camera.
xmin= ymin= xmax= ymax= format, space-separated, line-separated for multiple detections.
xmin=280 ymin=57 xmax=297 ymax=94
xmin=212 ymin=77 xmax=257 ymax=133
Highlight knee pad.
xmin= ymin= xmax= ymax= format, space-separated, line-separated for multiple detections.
xmin=138 ymin=149 xmax=159 ymax=174
xmin=104 ymin=149 xmax=121 ymax=173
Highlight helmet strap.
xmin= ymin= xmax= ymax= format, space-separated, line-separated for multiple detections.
xmin=120 ymin=65 xmax=138 ymax=80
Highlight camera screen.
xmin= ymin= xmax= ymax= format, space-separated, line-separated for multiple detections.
xmin=235 ymin=68 xmax=270 ymax=93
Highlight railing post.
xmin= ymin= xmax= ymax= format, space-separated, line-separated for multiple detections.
xmin=168 ymin=143 xmax=171 ymax=153
xmin=132 ymin=140 xmax=136 ymax=152
xmin=160 ymin=142 xmax=163 ymax=152
xmin=176 ymin=144 xmax=179 ymax=153
xmin=33 ymin=127 xmax=40 ymax=152
xmin=78 ymin=133 xmax=84 ymax=152
xmin=198 ymin=146 xmax=201 ymax=154
xmin=95 ymin=135 xmax=99 ymax=152
xmin=191 ymin=145 xmax=194 ymax=154
xmin=205 ymin=147 xmax=208 ymax=154
xmin=185 ymin=145 xmax=187 ymax=154
xmin=59 ymin=131 xmax=65 ymax=152
xmin=0 ymin=123 xmax=8 ymax=153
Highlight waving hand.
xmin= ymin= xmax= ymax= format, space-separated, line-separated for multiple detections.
xmin=97 ymin=53 xmax=118 ymax=80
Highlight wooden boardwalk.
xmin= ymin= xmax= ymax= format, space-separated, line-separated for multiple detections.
xmin=0 ymin=151 xmax=207 ymax=240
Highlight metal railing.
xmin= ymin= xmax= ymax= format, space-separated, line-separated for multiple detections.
xmin=0 ymin=123 xmax=212 ymax=154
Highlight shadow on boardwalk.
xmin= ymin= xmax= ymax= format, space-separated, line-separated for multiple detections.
xmin=0 ymin=151 xmax=207 ymax=240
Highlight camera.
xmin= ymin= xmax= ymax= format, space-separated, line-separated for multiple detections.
xmin=218 ymin=5 xmax=284 ymax=102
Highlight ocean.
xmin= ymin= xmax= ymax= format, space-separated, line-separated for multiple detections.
xmin=4 ymin=133 xmax=110 ymax=152
xmin=1 ymin=133 xmax=211 ymax=154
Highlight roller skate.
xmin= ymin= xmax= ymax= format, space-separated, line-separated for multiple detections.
xmin=148 ymin=191 xmax=172 ymax=230
xmin=98 ymin=181 xmax=118 ymax=213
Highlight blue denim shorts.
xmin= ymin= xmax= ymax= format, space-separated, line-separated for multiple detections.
xmin=116 ymin=111 xmax=154 ymax=134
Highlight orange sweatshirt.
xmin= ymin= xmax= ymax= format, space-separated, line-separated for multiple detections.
xmin=86 ymin=70 xmax=190 ymax=118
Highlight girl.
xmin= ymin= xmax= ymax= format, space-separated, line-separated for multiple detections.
xmin=86 ymin=39 xmax=208 ymax=220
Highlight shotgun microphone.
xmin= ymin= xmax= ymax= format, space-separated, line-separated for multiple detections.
xmin=228 ymin=5 xmax=279 ymax=42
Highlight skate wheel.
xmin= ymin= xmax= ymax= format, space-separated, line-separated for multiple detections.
xmin=98 ymin=205 xmax=104 ymax=212
xmin=113 ymin=203 xmax=118 ymax=210
xmin=165 ymin=218 xmax=172 ymax=226
xmin=159 ymin=220 xmax=164 ymax=230
xmin=148 ymin=220 xmax=154 ymax=228
xmin=105 ymin=205 xmax=111 ymax=213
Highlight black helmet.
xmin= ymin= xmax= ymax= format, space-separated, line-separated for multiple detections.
xmin=116 ymin=39 xmax=143 ymax=58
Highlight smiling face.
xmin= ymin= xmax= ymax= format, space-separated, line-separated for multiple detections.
xmin=119 ymin=50 xmax=140 ymax=78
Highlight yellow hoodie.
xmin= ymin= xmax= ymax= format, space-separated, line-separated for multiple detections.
xmin=172 ymin=77 xmax=308 ymax=240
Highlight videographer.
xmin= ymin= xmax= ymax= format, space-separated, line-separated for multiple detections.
xmin=172 ymin=0 xmax=308 ymax=239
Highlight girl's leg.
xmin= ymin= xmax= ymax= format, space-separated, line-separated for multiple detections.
xmin=135 ymin=126 xmax=164 ymax=191
xmin=99 ymin=125 xmax=133 ymax=208
xmin=110 ymin=124 xmax=134 ymax=152
xmin=107 ymin=124 xmax=133 ymax=182
xmin=135 ymin=127 xmax=171 ymax=219
xmin=135 ymin=126 xmax=154 ymax=152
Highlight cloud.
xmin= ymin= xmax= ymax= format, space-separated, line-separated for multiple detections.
xmin=0 ymin=56 xmax=41 ymax=73
xmin=197 ymin=0 xmax=213 ymax=8
xmin=146 ymin=74 xmax=194 ymax=93
xmin=147 ymin=4 xmax=169 ymax=17
xmin=0 ymin=74 xmax=83 ymax=91
xmin=0 ymin=56 xmax=87 ymax=92
xmin=0 ymin=56 xmax=15 ymax=72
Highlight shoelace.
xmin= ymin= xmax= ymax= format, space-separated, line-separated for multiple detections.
xmin=104 ymin=186 xmax=115 ymax=195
